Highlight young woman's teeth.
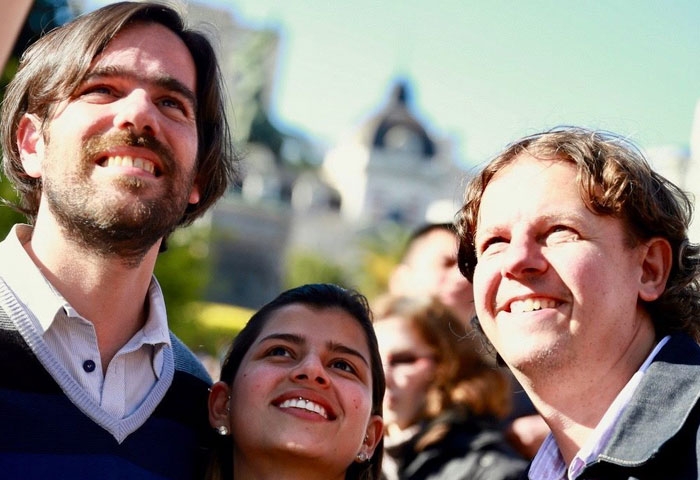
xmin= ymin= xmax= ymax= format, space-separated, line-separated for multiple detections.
xmin=278 ymin=397 xmax=328 ymax=419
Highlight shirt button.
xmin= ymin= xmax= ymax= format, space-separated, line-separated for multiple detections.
xmin=83 ymin=360 xmax=96 ymax=373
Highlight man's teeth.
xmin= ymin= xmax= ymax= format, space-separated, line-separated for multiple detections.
xmin=278 ymin=397 xmax=328 ymax=419
xmin=103 ymin=156 xmax=155 ymax=175
xmin=510 ymin=298 xmax=557 ymax=313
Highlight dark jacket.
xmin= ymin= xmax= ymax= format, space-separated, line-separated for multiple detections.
xmin=384 ymin=410 xmax=528 ymax=480
xmin=575 ymin=333 xmax=700 ymax=479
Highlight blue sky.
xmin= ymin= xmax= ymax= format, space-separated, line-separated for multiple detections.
xmin=88 ymin=0 xmax=700 ymax=168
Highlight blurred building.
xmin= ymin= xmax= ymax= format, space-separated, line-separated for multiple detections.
xmin=187 ymin=3 xmax=294 ymax=309
xmin=646 ymin=98 xmax=700 ymax=243
xmin=188 ymin=3 xmax=468 ymax=310
xmin=189 ymin=3 xmax=700 ymax=309
xmin=322 ymin=81 xmax=464 ymax=227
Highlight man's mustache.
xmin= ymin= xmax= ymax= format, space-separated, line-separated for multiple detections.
xmin=83 ymin=130 xmax=175 ymax=174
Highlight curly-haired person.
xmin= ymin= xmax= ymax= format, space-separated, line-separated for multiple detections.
xmin=456 ymin=126 xmax=700 ymax=479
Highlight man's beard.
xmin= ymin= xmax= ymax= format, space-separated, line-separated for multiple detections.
xmin=43 ymin=130 xmax=197 ymax=267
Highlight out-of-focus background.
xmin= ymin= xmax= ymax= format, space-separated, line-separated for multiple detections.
xmin=3 ymin=0 xmax=699 ymax=360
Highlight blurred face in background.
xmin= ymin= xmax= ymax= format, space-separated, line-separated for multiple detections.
xmin=391 ymin=229 xmax=475 ymax=324
xmin=375 ymin=316 xmax=436 ymax=433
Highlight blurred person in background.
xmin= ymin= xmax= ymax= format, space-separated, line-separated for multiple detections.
xmin=207 ymin=283 xmax=384 ymax=480
xmin=373 ymin=294 xmax=527 ymax=480
xmin=389 ymin=222 xmax=548 ymax=459
xmin=390 ymin=223 xmax=474 ymax=327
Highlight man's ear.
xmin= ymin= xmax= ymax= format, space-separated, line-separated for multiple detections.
xmin=17 ymin=114 xmax=44 ymax=178
xmin=188 ymin=178 xmax=201 ymax=205
xmin=639 ymin=237 xmax=672 ymax=302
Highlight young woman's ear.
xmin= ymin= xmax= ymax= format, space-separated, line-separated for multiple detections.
xmin=208 ymin=381 xmax=232 ymax=434
xmin=17 ymin=114 xmax=45 ymax=178
xmin=358 ymin=414 xmax=384 ymax=461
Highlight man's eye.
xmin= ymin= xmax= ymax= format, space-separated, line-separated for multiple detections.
xmin=546 ymin=226 xmax=579 ymax=244
xmin=479 ymin=236 xmax=507 ymax=255
xmin=79 ymin=85 xmax=115 ymax=98
xmin=160 ymin=97 xmax=186 ymax=111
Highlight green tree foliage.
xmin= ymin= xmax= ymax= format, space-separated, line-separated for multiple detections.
xmin=0 ymin=178 xmax=26 ymax=239
xmin=283 ymin=223 xmax=410 ymax=303
xmin=284 ymin=249 xmax=351 ymax=290
xmin=355 ymin=222 xmax=411 ymax=301
xmin=154 ymin=225 xmax=214 ymax=345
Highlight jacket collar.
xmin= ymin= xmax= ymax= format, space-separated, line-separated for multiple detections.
xmin=598 ymin=333 xmax=700 ymax=466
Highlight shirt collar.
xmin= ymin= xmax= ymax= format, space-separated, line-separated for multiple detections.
xmin=0 ymin=224 xmax=65 ymax=332
xmin=529 ymin=336 xmax=671 ymax=480
xmin=141 ymin=277 xmax=171 ymax=347
xmin=0 ymin=224 xmax=171 ymax=348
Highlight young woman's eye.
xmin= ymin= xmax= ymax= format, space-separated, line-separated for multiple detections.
xmin=266 ymin=346 xmax=292 ymax=358
xmin=331 ymin=359 xmax=357 ymax=375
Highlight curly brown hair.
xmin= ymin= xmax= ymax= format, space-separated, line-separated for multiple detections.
xmin=456 ymin=126 xmax=700 ymax=341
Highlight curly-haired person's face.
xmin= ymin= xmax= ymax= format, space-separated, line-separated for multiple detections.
xmin=471 ymin=154 xmax=663 ymax=387
xmin=18 ymin=22 xmax=201 ymax=254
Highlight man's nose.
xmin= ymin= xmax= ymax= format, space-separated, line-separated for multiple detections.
xmin=112 ymin=89 xmax=159 ymax=137
xmin=500 ymin=234 xmax=548 ymax=279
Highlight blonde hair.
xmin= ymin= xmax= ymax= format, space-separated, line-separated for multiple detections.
xmin=373 ymin=295 xmax=511 ymax=420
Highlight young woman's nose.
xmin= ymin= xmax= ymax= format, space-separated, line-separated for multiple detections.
xmin=291 ymin=355 xmax=329 ymax=386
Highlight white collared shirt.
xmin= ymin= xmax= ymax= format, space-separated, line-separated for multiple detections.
xmin=0 ymin=224 xmax=171 ymax=418
xmin=529 ymin=335 xmax=671 ymax=480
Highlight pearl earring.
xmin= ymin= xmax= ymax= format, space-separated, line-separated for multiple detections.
xmin=217 ymin=425 xmax=229 ymax=436
xmin=355 ymin=451 xmax=369 ymax=462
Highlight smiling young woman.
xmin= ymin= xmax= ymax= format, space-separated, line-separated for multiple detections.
xmin=206 ymin=284 xmax=385 ymax=480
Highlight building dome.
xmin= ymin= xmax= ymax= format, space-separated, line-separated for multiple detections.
xmin=356 ymin=81 xmax=436 ymax=158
